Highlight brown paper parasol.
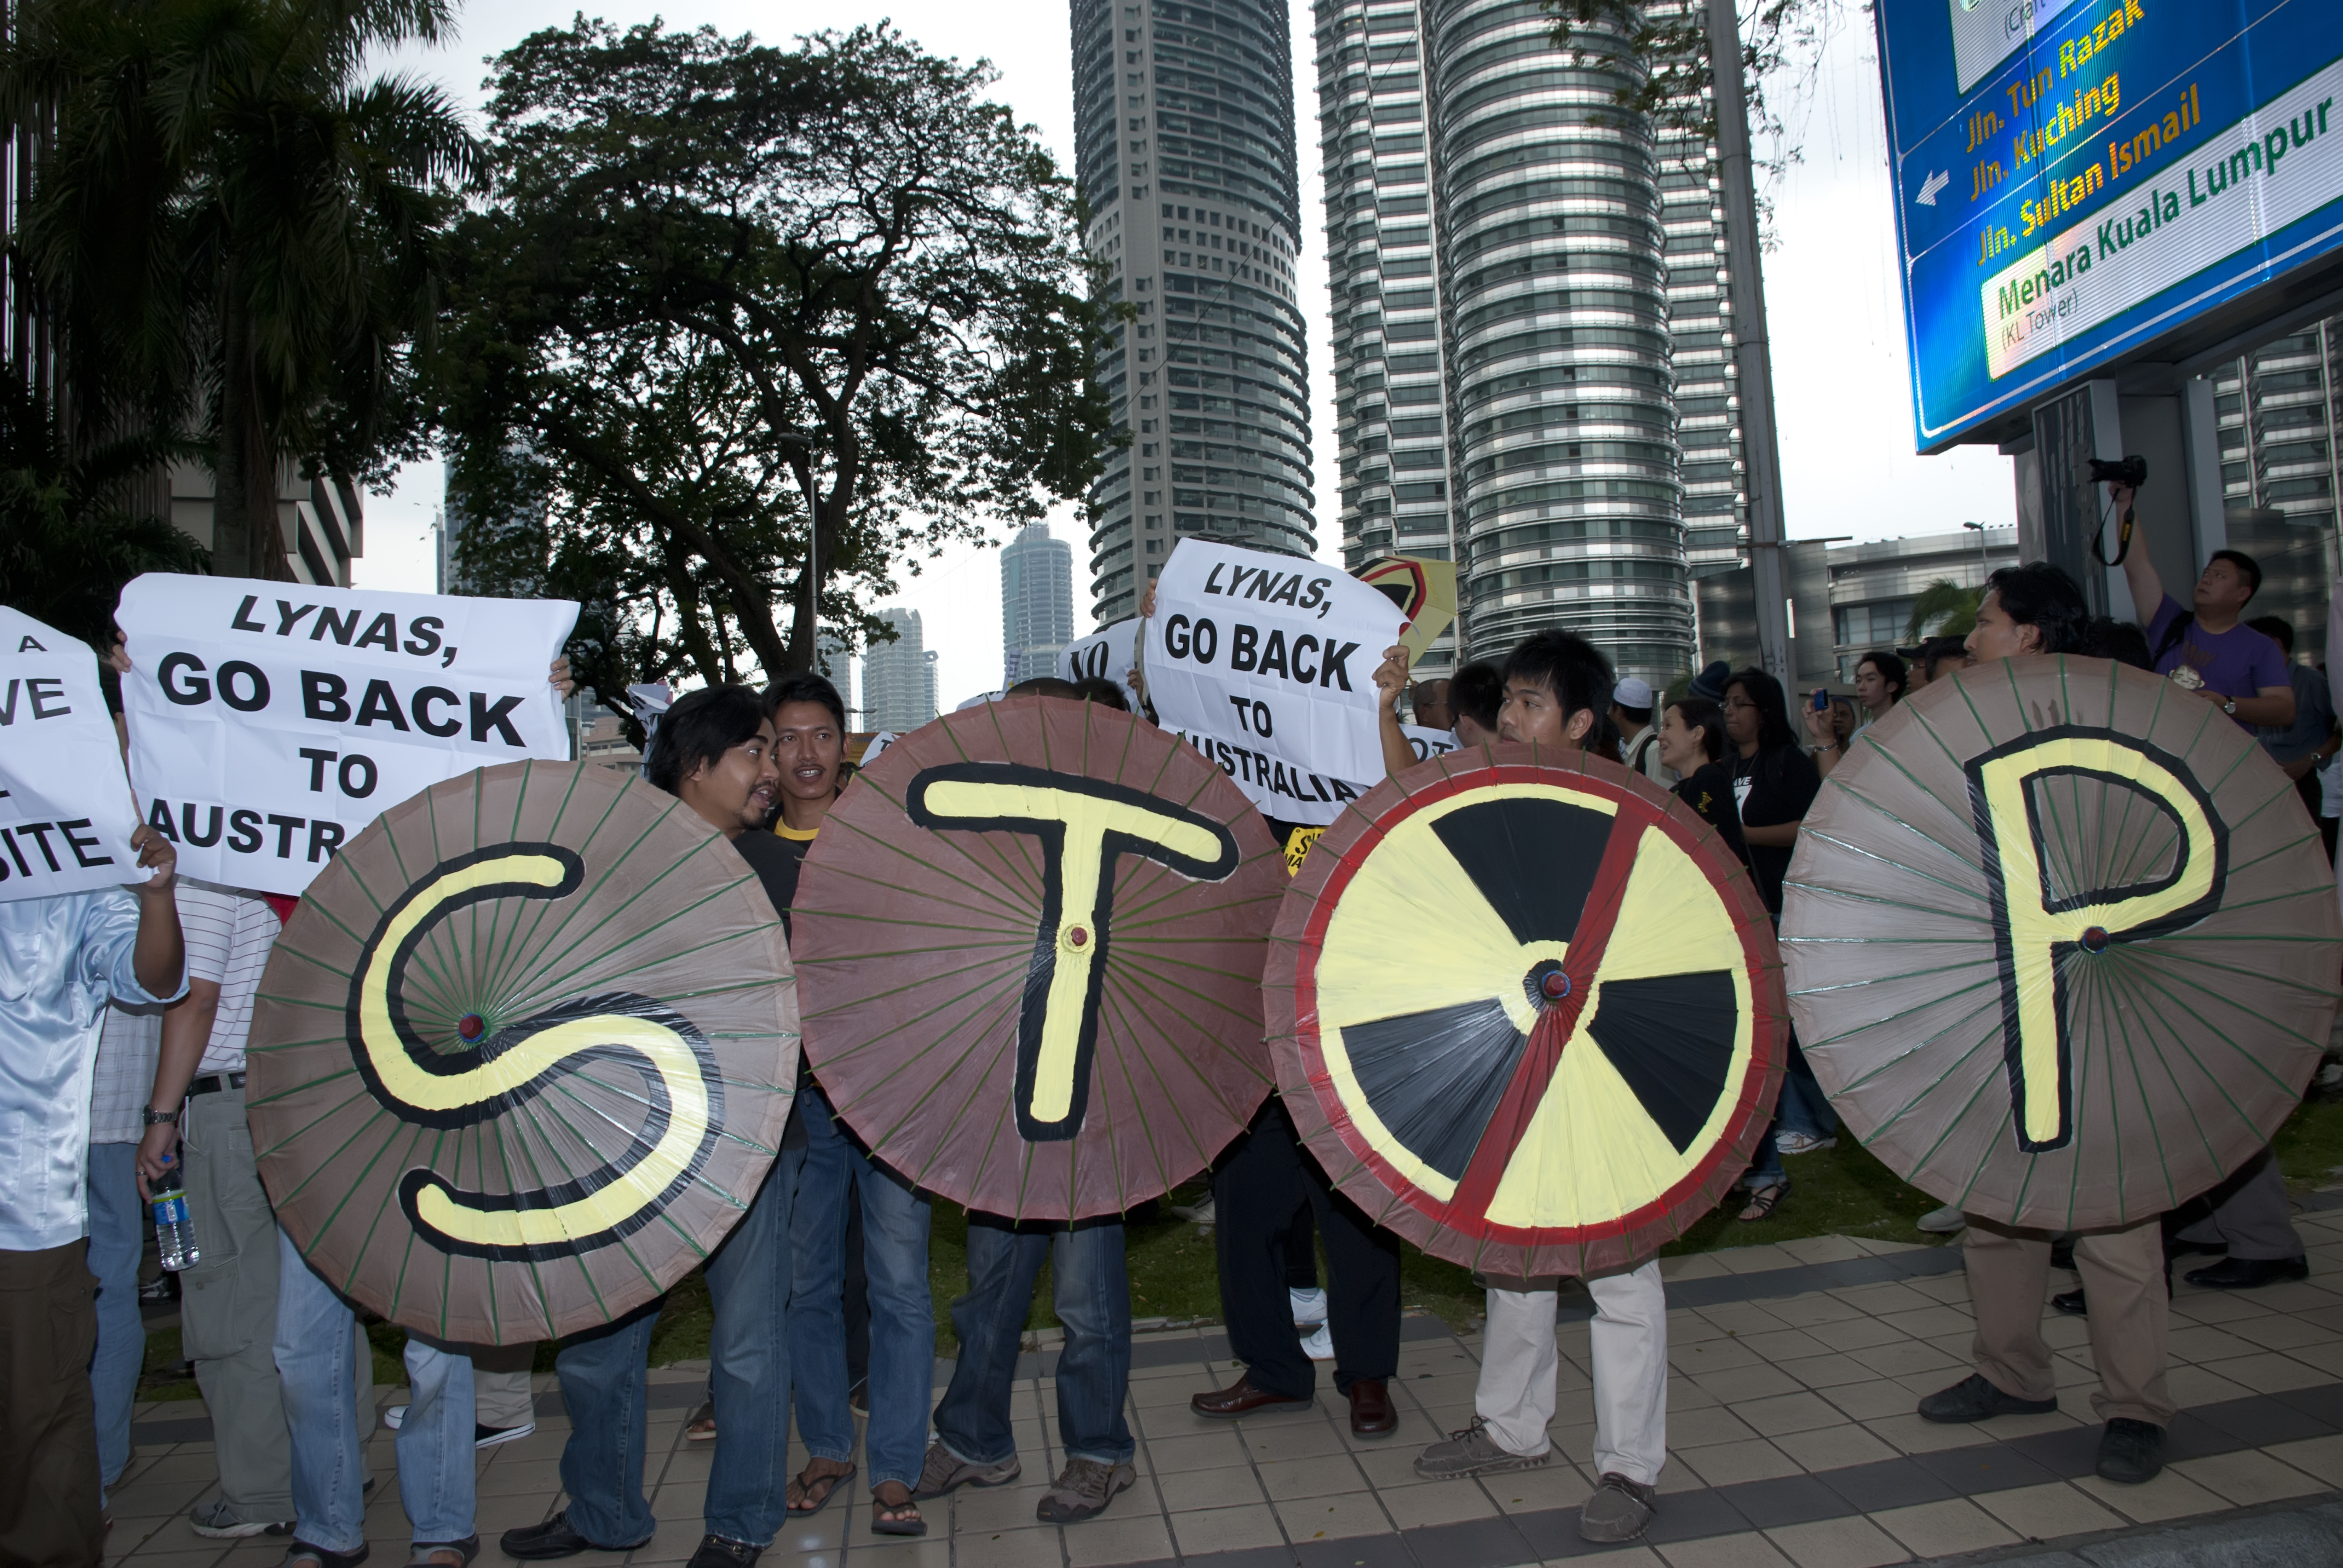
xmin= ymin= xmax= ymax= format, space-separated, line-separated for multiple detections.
xmin=247 ymin=760 xmax=796 ymax=1344
xmin=791 ymin=696 xmax=1286 ymax=1220
xmin=1267 ymin=745 xmax=1786 ymax=1280
xmin=1782 ymin=656 xmax=2341 ymax=1230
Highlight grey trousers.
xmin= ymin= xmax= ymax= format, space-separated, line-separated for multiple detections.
xmin=472 ymin=1347 xmax=537 ymax=1429
xmin=181 ymin=1088 xmax=294 ymax=1520
xmin=2175 ymin=1147 xmax=2304 ymax=1261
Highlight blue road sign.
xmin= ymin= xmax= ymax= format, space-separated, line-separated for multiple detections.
xmin=1877 ymin=0 xmax=2343 ymax=449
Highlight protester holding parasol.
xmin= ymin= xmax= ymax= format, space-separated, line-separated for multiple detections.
xmin=1269 ymin=629 xmax=1787 ymax=1546
xmin=792 ymin=679 xmax=1288 ymax=1525
xmin=1784 ymin=559 xmax=2343 ymax=1488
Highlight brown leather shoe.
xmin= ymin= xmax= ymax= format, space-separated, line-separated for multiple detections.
xmin=1190 ymin=1374 xmax=1313 ymax=1419
xmin=1347 ymin=1379 xmax=1396 ymax=1438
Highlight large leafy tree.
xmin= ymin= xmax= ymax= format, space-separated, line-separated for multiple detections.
xmin=2 ymin=0 xmax=479 ymax=582
xmin=438 ymin=19 xmax=1117 ymax=698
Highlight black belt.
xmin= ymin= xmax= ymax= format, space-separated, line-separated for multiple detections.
xmin=188 ymin=1072 xmax=247 ymax=1097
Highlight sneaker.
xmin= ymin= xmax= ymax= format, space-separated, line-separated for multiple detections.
xmin=1578 ymin=1473 xmax=1657 ymax=1542
xmin=912 ymin=1441 xmax=1021 ymax=1499
xmin=1775 ymin=1130 xmax=1837 ymax=1156
xmin=1288 ymin=1286 xmax=1328 ymax=1326
xmin=1035 ymin=1458 xmax=1135 ymax=1523
xmin=2097 ymin=1418 xmax=2166 ymax=1484
xmin=1916 ymin=1204 xmax=1967 ymax=1234
xmin=188 ymin=1501 xmax=293 ymax=1539
xmin=381 ymin=1406 xmax=537 ymax=1449
xmin=1169 ymin=1196 xmax=1216 ymax=1228
xmin=1917 ymin=1372 xmax=2059 ymax=1423
xmin=1412 ymin=1417 xmax=1550 ymax=1479
xmin=1298 ymin=1322 xmax=1335 ymax=1361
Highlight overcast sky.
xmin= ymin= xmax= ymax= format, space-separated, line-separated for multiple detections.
xmin=356 ymin=0 xmax=2019 ymax=709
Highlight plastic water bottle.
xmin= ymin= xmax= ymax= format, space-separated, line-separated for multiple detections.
xmin=151 ymin=1156 xmax=200 ymax=1271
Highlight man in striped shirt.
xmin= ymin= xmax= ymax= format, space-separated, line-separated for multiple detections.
xmin=137 ymin=883 xmax=318 ymax=1538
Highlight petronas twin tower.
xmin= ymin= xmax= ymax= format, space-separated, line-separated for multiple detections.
xmin=1074 ymin=0 xmax=1733 ymax=687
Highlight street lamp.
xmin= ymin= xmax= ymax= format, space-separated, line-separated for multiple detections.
xmin=1961 ymin=520 xmax=1989 ymax=587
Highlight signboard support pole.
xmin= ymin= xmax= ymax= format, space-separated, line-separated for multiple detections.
xmin=1705 ymin=0 xmax=1792 ymax=687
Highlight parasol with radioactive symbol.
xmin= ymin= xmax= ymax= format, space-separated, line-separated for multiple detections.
xmin=1782 ymin=656 xmax=2342 ymax=1231
xmin=790 ymin=695 xmax=1288 ymax=1220
xmin=1266 ymin=744 xmax=1786 ymax=1280
xmin=245 ymin=760 xmax=796 ymax=1344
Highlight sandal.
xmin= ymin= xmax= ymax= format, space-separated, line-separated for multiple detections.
xmin=869 ymin=1484 xmax=926 ymax=1538
xmin=1738 ymin=1179 xmax=1789 ymax=1223
xmin=403 ymin=1537 xmax=479 ymax=1568
xmin=786 ymin=1461 xmax=855 ymax=1515
xmin=685 ymin=1400 xmax=716 ymax=1442
xmin=283 ymin=1544 xmax=370 ymax=1568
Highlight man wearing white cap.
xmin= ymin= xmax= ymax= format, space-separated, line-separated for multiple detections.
xmin=1610 ymin=678 xmax=1670 ymax=784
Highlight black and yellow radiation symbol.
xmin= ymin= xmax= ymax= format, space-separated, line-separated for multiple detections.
xmin=1296 ymin=775 xmax=1773 ymax=1240
xmin=908 ymin=762 xmax=1241 ymax=1143
xmin=1967 ymin=727 xmax=2227 ymax=1152
xmin=347 ymin=844 xmax=725 ymax=1261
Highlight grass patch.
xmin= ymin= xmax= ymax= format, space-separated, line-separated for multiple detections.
xmin=138 ymin=1094 xmax=2343 ymax=1397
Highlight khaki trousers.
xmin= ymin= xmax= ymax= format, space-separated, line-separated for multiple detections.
xmin=1475 ymin=1262 xmax=1668 ymax=1483
xmin=471 ymin=1345 xmax=538 ymax=1430
xmin=182 ymin=1088 xmax=294 ymax=1519
xmin=0 ymin=1243 xmax=101 ymax=1567
xmin=1964 ymin=1213 xmax=2174 ymax=1427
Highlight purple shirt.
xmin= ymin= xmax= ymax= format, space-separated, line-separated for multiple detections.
xmin=2148 ymin=594 xmax=2288 ymax=727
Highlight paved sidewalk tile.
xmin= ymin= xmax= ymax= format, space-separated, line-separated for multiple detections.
xmin=101 ymin=1224 xmax=2343 ymax=1568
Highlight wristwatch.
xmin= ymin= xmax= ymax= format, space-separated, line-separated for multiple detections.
xmin=141 ymin=1107 xmax=178 ymax=1127
xmin=2222 ymin=698 xmax=2239 ymax=716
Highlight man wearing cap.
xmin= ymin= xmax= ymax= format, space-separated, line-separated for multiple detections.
xmin=1610 ymin=679 xmax=1668 ymax=783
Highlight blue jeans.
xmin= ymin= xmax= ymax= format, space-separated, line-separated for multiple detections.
xmin=554 ymin=1141 xmax=802 ymax=1547
xmin=933 ymin=1217 xmax=1131 ymax=1468
xmin=789 ymin=1087 xmax=934 ymax=1492
xmin=275 ymin=1229 xmax=471 ymax=1549
xmin=1775 ymin=1038 xmax=1838 ymax=1141
xmin=85 ymin=1144 xmax=146 ymax=1498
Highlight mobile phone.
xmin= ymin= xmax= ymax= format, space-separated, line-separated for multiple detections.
xmin=1811 ymin=687 xmax=1830 ymax=713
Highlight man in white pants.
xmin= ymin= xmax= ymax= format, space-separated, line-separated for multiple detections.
xmin=1402 ymin=631 xmax=1671 ymax=1545
xmin=1416 ymin=1269 xmax=1666 ymax=1541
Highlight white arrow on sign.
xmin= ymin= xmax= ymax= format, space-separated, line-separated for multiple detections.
xmin=1916 ymin=169 xmax=1950 ymax=207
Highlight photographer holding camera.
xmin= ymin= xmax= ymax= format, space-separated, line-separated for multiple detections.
xmin=2107 ymin=468 xmax=2295 ymax=729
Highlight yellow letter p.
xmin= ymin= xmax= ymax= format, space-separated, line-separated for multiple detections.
xmin=1968 ymin=729 xmax=2227 ymax=1152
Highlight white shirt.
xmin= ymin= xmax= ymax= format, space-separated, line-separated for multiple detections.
xmin=89 ymin=999 xmax=164 ymax=1145
xmin=178 ymin=881 xmax=279 ymax=1074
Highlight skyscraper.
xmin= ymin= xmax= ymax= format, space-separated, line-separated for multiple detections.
xmin=1314 ymin=0 xmax=1697 ymax=685
xmin=863 ymin=608 xmax=939 ymax=733
xmin=1070 ymin=0 xmax=1316 ymax=624
xmin=1000 ymin=522 xmax=1078 ymax=686
xmin=1648 ymin=0 xmax=1752 ymax=580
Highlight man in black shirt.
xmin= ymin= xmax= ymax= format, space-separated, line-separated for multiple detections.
xmin=503 ymin=686 xmax=800 ymax=1568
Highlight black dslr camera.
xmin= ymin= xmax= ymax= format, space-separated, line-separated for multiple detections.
xmin=2087 ymin=456 xmax=2147 ymax=564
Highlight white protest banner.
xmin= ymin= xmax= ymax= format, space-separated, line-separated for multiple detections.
xmin=1059 ymin=619 xmax=1141 ymax=711
xmin=1173 ymin=721 xmax=1457 ymax=827
xmin=1142 ymin=540 xmax=1401 ymax=787
xmin=0 ymin=607 xmax=149 ymax=901
xmin=118 ymin=575 xmax=579 ymax=896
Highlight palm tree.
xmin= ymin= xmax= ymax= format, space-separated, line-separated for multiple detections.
xmin=3 ymin=0 xmax=478 ymax=580
xmin=1905 ymin=578 xmax=1985 ymax=642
